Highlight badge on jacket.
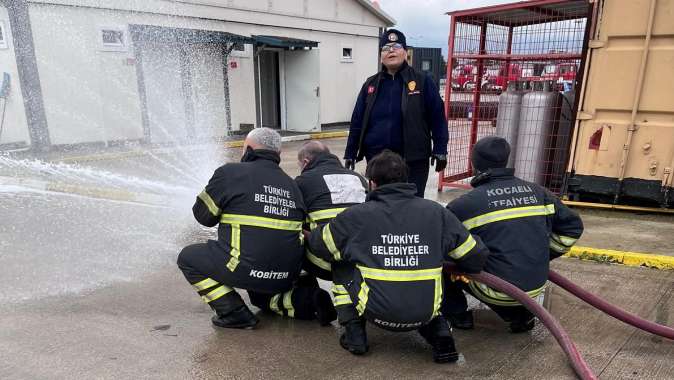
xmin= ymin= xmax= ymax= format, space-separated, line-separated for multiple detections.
xmin=368 ymin=85 xmax=375 ymax=94
xmin=407 ymin=81 xmax=420 ymax=95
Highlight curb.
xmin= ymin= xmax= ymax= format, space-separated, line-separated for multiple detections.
xmin=223 ymin=130 xmax=348 ymax=148
xmin=565 ymin=246 xmax=674 ymax=270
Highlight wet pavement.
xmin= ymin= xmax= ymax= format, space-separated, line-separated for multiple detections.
xmin=1 ymin=137 xmax=673 ymax=379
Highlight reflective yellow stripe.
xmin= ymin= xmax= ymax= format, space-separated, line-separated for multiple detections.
xmin=551 ymin=233 xmax=578 ymax=247
xmin=322 ymin=224 xmax=341 ymax=261
xmin=448 ymin=234 xmax=477 ymax=260
xmin=356 ymin=266 xmax=443 ymax=281
xmin=270 ymin=294 xmax=282 ymax=316
xmin=356 ymin=281 xmax=370 ymax=316
xmin=220 ymin=214 xmax=302 ymax=231
xmin=334 ymin=295 xmax=352 ymax=306
xmin=332 ymin=284 xmax=348 ymax=295
xmin=201 ymin=285 xmax=233 ymax=303
xmin=192 ymin=278 xmax=218 ymax=292
xmin=198 ymin=190 xmax=221 ymax=217
xmin=306 ymin=250 xmax=332 ymax=271
xmin=469 ymin=281 xmax=545 ymax=306
xmin=433 ymin=274 xmax=443 ymax=318
xmin=283 ymin=290 xmax=295 ymax=318
xmin=307 ymin=208 xmax=347 ymax=222
xmin=550 ymin=239 xmax=571 ymax=254
xmin=463 ymin=204 xmax=556 ymax=230
xmin=226 ymin=224 xmax=241 ymax=272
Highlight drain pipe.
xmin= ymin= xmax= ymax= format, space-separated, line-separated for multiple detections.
xmin=549 ymin=270 xmax=674 ymax=340
xmin=614 ymin=0 xmax=657 ymax=204
xmin=444 ymin=264 xmax=597 ymax=380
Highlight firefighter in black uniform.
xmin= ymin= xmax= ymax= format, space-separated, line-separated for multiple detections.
xmin=306 ymin=150 xmax=489 ymax=363
xmin=177 ymin=128 xmax=336 ymax=329
xmin=443 ymin=136 xmax=584 ymax=333
xmin=295 ymin=141 xmax=368 ymax=323
xmin=344 ymin=29 xmax=449 ymax=198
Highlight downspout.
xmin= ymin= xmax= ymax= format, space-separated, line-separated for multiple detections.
xmin=614 ymin=0 xmax=657 ymax=204
xmin=222 ymin=42 xmax=236 ymax=136
xmin=4 ymin=0 xmax=51 ymax=151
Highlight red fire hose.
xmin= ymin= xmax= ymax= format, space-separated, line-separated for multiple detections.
xmin=444 ymin=265 xmax=597 ymax=380
xmin=548 ymin=270 xmax=674 ymax=340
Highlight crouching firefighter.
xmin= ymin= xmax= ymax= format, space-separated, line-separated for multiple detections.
xmin=305 ymin=151 xmax=488 ymax=363
xmin=177 ymin=128 xmax=336 ymax=329
xmin=443 ymin=137 xmax=584 ymax=333
xmin=295 ymin=141 xmax=368 ymax=320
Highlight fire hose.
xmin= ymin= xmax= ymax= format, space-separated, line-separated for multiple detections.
xmin=444 ymin=264 xmax=597 ymax=380
xmin=548 ymin=270 xmax=674 ymax=340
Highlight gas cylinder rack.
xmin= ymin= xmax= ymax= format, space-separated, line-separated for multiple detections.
xmin=440 ymin=0 xmax=594 ymax=194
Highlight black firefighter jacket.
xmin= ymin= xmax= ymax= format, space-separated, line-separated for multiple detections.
xmin=447 ymin=168 xmax=584 ymax=299
xmin=308 ymin=183 xmax=489 ymax=330
xmin=192 ymin=149 xmax=306 ymax=294
xmin=295 ymin=152 xmax=367 ymax=272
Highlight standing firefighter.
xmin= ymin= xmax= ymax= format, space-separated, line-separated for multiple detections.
xmin=295 ymin=141 xmax=368 ymax=323
xmin=306 ymin=151 xmax=488 ymax=362
xmin=344 ymin=29 xmax=448 ymax=198
xmin=177 ymin=128 xmax=336 ymax=329
xmin=444 ymin=136 xmax=584 ymax=332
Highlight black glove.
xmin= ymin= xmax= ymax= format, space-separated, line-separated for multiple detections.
xmin=344 ymin=159 xmax=356 ymax=170
xmin=431 ymin=154 xmax=447 ymax=172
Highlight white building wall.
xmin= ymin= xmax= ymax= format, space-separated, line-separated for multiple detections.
xmin=26 ymin=0 xmax=387 ymax=144
xmin=0 ymin=6 xmax=30 ymax=147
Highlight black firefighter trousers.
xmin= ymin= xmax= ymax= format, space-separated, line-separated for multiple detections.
xmin=177 ymin=243 xmax=319 ymax=320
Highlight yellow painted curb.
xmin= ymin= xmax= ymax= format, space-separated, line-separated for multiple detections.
xmin=565 ymin=246 xmax=674 ymax=270
xmin=563 ymin=200 xmax=674 ymax=215
xmin=310 ymin=131 xmax=349 ymax=139
xmin=223 ymin=140 xmax=245 ymax=148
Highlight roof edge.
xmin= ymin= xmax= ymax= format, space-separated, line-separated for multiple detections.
xmin=356 ymin=0 xmax=396 ymax=26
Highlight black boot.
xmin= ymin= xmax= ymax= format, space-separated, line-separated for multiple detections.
xmin=339 ymin=319 xmax=368 ymax=355
xmin=313 ymin=288 xmax=337 ymax=326
xmin=211 ymin=305 xmax=259 ymax=329
xmin=509 ymin=316 xmax=535 ymax=333
xmin=446 ymin=310 xmax=474 ymax=330
xmin=418 ymin=316 xmax=459 ymax=364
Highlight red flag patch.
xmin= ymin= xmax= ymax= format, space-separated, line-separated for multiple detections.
xmin=367 ymin=85 xmax=375 ymax=94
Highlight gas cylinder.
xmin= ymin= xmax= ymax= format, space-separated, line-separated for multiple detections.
xmin=549 ymin=89 xmax=576 ymax=188
xmin=515 ymin=82 xmax=562 ymax=185
xmin=496 ymin=81 xmax=524 ymax=168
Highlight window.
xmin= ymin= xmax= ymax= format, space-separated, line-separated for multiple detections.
xmin=341 ymin=46 xmax=353 ymax=62
xmin=422 ymin=60 xmax=431 ymax=71
xmin=0 ymin=21 xmax=7 ymax=50
xmin=97 ymin=26 xmax=127 ymax=51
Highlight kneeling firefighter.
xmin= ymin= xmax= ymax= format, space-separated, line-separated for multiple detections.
xmin=444 ymin=136 xmax=584 ymax=332
xmin=177 ymin=128 xmax=336 ymax=329
xmin=306 ymin=150 xmax=489 ymax=362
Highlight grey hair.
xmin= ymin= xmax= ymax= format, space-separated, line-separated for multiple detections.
xmin=298 ymin=140 xmax=330 ymax=162
xmin=247 ymin=127 xmax=282 ymax=152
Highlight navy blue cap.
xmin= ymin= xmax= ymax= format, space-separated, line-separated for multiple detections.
xmin=471 ymin=136 xmax=511 ymax=172
xmin=380 ymin=29 xmax=406 ymax=49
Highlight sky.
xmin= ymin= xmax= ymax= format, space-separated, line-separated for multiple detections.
xmin=376 ymin=0 xmax=521 ymax=58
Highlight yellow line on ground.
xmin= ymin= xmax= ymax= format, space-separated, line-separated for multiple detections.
xmin=310 ymin=131 xmax=349 ymax=139
xmin=565 ymin=246 xmax=674 ymax=270
xmin=563 ymin=200 xmax=674 ymax=215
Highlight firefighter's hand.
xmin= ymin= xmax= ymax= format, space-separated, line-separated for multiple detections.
xmin=450 ymin=273 xmax=471 ymax=283
xmin=431 ymin=154 xmax=447 ymax=172
xmin=344 ymin=159 xmax=356 ymax=170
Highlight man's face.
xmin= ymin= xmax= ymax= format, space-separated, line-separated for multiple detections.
xmin=380 ymin=43 xmax=407 ymax=71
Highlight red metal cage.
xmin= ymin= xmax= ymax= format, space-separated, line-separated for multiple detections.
xmin=440 ymin=0 xmax=593 ymax=193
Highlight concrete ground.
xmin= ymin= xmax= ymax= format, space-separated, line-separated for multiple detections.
xmin=1 ymin=137 xmax=673 ymax=379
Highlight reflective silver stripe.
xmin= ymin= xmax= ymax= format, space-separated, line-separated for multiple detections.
xmin=269 ymin=294 xmax=282 ymax=316
xmin=448 ymin=234 xmax=477 ymax=260
xmin=333 ymin=295 xmax=352 ymax=306
xmin=192 ymin=278 xmax=218 ymax=292
xmin=226 ymin=224 xmax=241 ymax=272
xmin=198 ymin=190 xmax=221 ymax=217
xmin=356 ymin=281 xmax=370 ymax=316
xmin=306 ymin=250 xmax=332 ymax=271
xmin=307 ymin=208 xmax=347 ymax=222
xmin=332 ymin=285 xmax=348 ymax=295
xmin=468 ymin=281 xmax=545 ymax=306
xmin=201 ymin=285 xmax=233 ymax=303
xmin=463 ymin=204 xmax=556 ymax=230
xmin=356 ymin=266 xmax=442 ymax=281
xmin=220 ymin=214 xmax=303 ymax=231
xmin=322 ymin=224 xmax=341 ymax=261
xmin=550 ymin=239 xmax=571 ymax=254
xmin=283 ymin=290 xmax=295 ymax=318
xmin=551 ymin=233 xmax=578 ymax=247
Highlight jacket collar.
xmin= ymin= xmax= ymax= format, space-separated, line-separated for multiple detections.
xmin=302 ymin=152 xmax=343 ymax=173
xmin=380 ymin=60 xmax=410 ymax=79
xmin=366 ymin=182 xmax=417 ymax=202
xmin=241 ymin=149 xmax=281 ymax=165
xmin=470 ymin=167 xmax=515 ymax=187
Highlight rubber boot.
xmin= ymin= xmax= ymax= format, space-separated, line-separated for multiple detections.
xmin=418 ymin=315 xmax=459 ymax=363
xmin=313 ymin=288 xmax=337 ymax=326
xmin=446 ymin=310 xmax=474 ymax=330
xmin=509 ymin=316 xmax=535 ymax=333
xmin=211 ymin=305 xmax=259 ymax=329
xmin=339 ymin=319 xmax=368 ymax=355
